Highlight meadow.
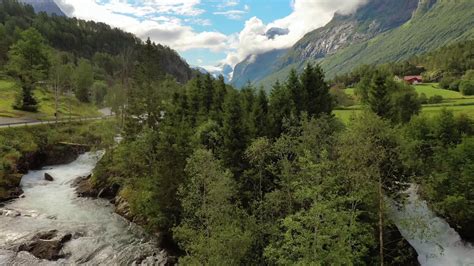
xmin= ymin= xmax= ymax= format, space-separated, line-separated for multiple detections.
xmin=0 ymin=79 xmax=99 ymax=120
xmin=337 ymin=83 xmax=474 ymax=122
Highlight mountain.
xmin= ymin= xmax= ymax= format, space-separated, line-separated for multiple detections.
xmin=194 ymin=63 xmax=233 ymax=82
xmin=231 ymin=0 xmax=474 ymax=89
xmin=232 ymin=49 xmax=288 ymax=88
xmin=19 ymin=0 xmax=65 ymax=16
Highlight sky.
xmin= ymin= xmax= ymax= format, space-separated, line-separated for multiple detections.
xmin=54 ymin=0 xmax=368 ymax=73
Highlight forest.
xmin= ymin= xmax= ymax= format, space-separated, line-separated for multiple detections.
xmin=92 ymin=54 xmax=473 ymax=264
xmin=0 ymin=1 xmax=473 ymax=265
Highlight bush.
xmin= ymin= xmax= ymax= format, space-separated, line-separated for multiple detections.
xmin=418 ymin=93 xmax=428 ymax=104
xmin=440 ymin=76 xmax=460 ymax=91
xmin=460 ymin=80 xmax=474 ymax=96
xmin=428 ymin=95 xmax=443 ymax=104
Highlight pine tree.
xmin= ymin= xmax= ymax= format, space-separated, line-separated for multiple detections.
xmin=300 ymin=63 xmax=332 ymax=117
xmin=252 ymin=89 xmax=269 ymax=137
xmin=286 ymin=69 xmax=302 ymax=115
xmin=269 ymin=80 xmax=293 ymax=138
xmin=202 ymin=73 xmax=214 ymax=114
xmin=220 ymin=90 xmax=248 ymax=171
xmin=368 ymin=71 xmax=392 ymax=119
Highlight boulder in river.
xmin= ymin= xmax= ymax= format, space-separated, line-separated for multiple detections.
xmin=44 ymin=173 xmax=54 ymax=181
xmin=17 ymin=230 xmax=72 ymax=261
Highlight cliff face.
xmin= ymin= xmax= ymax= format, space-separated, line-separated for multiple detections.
xmin=19 ymin=0 xmax=66 ymax=16
xmin=289 ymin=0 xmax=419 ymax=63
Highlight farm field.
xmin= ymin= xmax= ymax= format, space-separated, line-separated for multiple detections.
xmin=0 ymin=79 xmax=99 ymax=120
xmin=337 ymin=83 xmax=474 ymax=123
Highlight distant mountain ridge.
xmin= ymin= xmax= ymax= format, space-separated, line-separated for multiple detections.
xmin=19 ymin=0 xmax=65 ymax=16
xmin=231 ymin=0 xmax=474 ymax=89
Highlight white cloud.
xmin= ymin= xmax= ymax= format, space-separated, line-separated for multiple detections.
xmin=214 ymin=10 xmax=246 ymax=20
xmin=223 ymin=0 xmax=368 ymax=67
xmin=100 ymin=0 xmax=204 ymax=17
xmin=217 ymin=0 xmax=239 ymax=9
xmin=55 ymin=0 xmax=229 ymax=53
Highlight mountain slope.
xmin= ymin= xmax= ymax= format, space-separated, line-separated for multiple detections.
xmin=320 ymin=0 xmax=474 ymax=76
xmin=231 ymin=49 xmax=288 ymax=88
xmin=19 ymin=0 xmax=65 ymax=16
xmin=232 ymin=0 xmax=474 ymax=89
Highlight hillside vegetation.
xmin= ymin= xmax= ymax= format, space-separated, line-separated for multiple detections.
xmin=0 ymin=79 xmax=99 ymax=119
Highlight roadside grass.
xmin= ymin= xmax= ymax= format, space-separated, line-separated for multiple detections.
xmin=0 ymin=79 xmax=99 ymax=120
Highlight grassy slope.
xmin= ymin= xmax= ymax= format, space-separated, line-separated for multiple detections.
xmin=336 ymin=83 xmax=474 ymax=123
xmin=0 ymin=79 xmax=99 ymax=120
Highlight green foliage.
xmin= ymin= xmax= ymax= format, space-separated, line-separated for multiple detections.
xmin=422 ymin=137 xmax=474 ymax=241
xmin=7 ymin=27 xmax=50 ymax=112
xmin=357 ymin=69 xmax=421 ymax=123
xmin=460 ymin=80 xmax=474 ymax=96
xmin=173 ymin=149 xmax=253 ymax=265
xmin=73 ymin=59 xmax=94 ymax=102
xmin=428 ymin=95 xmax=443 ymax=104
xmin=92 ymin=81 xmax=108 ymax=106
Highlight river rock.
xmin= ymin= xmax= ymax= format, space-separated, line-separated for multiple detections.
xmin=1 ymin=209 xmax=21 ymax=217
xmin=115 ymin=196 xmax=133 ymax=221
xmin=74 ymin=175 xmax=99 ymax=198
xmin=0 ymin=174 xmax=23 ymax=202
xmin=17 ymin=230 xmax=72 ymax=261
xmin=97 ymin=183 xmax=120 ymax=199
xmin=44 ymin=173 xmax=54 ymax=181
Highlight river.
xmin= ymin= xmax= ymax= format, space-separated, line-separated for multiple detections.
xmin=0 ymin=152 xmax=165 ymax=265
xmin=390 ymin=186 xmax=474 ymax=265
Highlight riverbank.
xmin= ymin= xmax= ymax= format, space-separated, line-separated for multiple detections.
xmin=0 ymin=152 xmax=169 ymax=264
xmin=0 ymin=120 xmax=116 ymax=202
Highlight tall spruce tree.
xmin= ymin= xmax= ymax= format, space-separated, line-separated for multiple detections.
xmin=367 ymin=71 xmax=392 ymax=119
xmin=299 ymin=64 xmax=332 ymax=117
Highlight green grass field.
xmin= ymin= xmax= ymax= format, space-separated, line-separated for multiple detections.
xmin=337 ymin=83 xmax=474 ymax=123
xmin=0 ymin=80 xmax=99 ymax=120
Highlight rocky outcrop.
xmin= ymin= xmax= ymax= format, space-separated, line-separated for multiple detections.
xmin=74 ymin=175 xmax=100 ymax=198
xmin=0 ymin=174 xmax=23 ymax=202
xmin=17 ymin=230 xmax=72 ymax=261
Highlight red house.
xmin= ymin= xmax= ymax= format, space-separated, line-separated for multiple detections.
xmin=404 ymin=75 xmax=423 ymax=85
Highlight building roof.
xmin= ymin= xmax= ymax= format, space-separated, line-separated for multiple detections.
xmin=404 ymin=75 xmax=423 ymax=81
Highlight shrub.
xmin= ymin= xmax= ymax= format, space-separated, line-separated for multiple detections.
xmin=460 ymin=80 xmax=474 ymax=96
xmin=418 ymin=93 xmax=428 ymax=104
xmin=428 ymin=95 xmax=443 ymax=104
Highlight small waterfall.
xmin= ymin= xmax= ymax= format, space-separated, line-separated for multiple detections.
xmin=390 ymin=185 xmax=474 ymax=265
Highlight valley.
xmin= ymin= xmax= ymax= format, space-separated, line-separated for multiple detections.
xmin=0 ymin=0 xmax=473 ymax=265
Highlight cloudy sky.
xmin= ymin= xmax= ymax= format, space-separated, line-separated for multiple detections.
xmin=55 ymin=0 xmax=367 ymax=71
